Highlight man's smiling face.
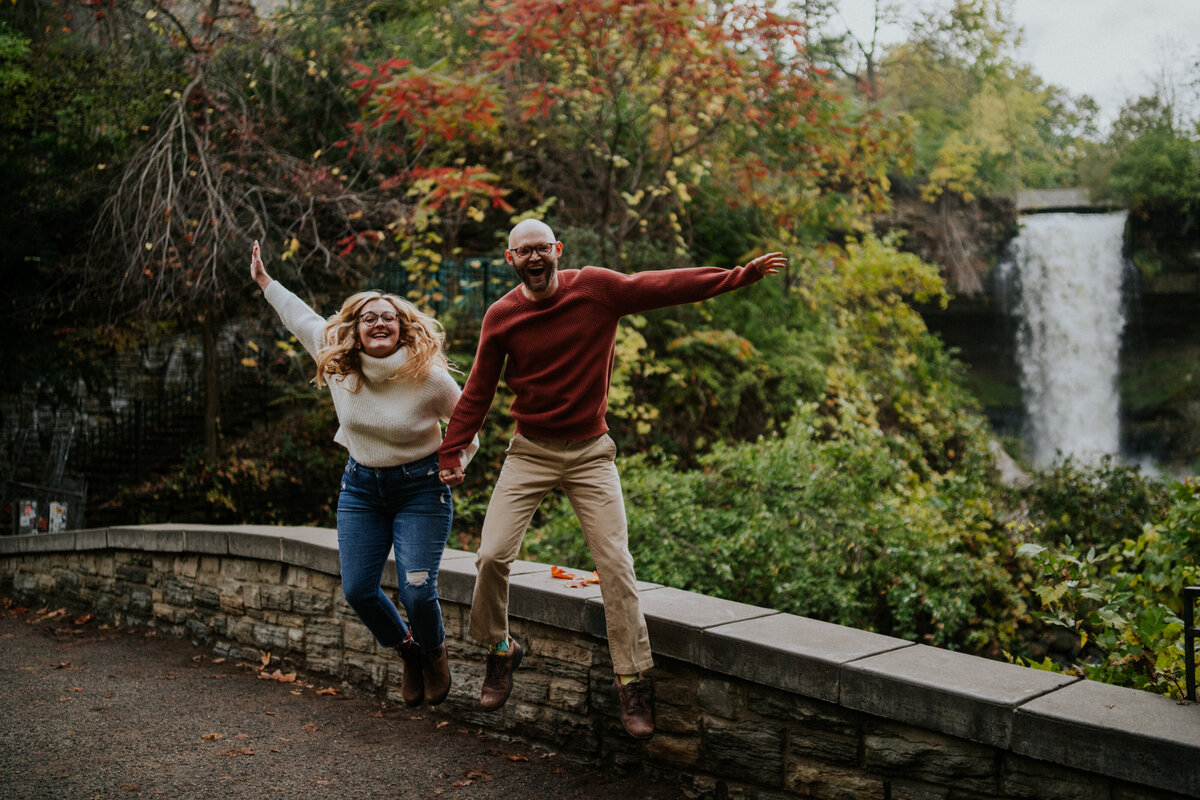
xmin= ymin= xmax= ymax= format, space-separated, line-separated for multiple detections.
xmin=506 ymin=220 xmax=562 ymax=299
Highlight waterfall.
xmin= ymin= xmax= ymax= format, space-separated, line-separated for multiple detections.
xmin=998 ymin=211 xmax=1130 ymax=467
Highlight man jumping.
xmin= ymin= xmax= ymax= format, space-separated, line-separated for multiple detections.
xmin=438 ymin=217 xmax=784 ymax=738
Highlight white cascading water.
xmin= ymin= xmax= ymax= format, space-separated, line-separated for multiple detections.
xmin=998 ymin=211 xmax=1130 ymax=467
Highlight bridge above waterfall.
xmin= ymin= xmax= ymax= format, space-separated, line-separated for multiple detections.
xmin=1015 ymin=188 xmax=1122 ymax=213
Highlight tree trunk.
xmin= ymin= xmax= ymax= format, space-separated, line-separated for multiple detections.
xmin=202 ymin=315 xmax=221 ymax=464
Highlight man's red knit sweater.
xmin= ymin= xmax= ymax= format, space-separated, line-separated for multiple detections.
xmin=437 ymin=264 xmax=764 ymax=471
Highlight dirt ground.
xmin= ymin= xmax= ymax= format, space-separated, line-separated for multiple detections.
xmin=0 ymin=603 xmax=686 ymax=800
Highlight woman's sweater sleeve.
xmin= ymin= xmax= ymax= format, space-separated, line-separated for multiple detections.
xmin=262 ymin=281 xmax=329 ymax=360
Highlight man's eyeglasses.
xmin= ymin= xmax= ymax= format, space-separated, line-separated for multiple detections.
xmin=358 ymin=311 xmax=397 ymax=325
xmin=508 ymin=242 xmax=556 ymax=260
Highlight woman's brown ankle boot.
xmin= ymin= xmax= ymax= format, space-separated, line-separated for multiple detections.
xmin=396 ymin=637 xmax=424 ymax=706
xmin=422 ymin=643 xmax=451 ymax=706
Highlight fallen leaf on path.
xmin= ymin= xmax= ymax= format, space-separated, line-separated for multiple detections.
xmin=315 ymin=687 xmax=339 ymax=695
xmin=260 ymin=651 xmax=272 ymax=668
xmin=50 ymin=662 xmax=71 ymax=670
xmin=68 ymin=687 xmax=82 ymax=692
xmin=437 ymin=721 xmax=449 ymax=728
xmin=201 ymin=733 xmax=223 ymax=740
xmin=506 ymin=754 xmax=529 ymax=762
xmin=552 ymin=566 xmax=600 ymax=588
xmin=73 ymin=613 xmax=94 ymax=625
xmin=257 ymin=669 xmax=297 ymax=683
xmin=301 ymin=722 xmax=319 ymax=733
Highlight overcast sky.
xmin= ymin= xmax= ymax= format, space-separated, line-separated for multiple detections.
xmin=837 ymin=0 xmax=1200 ymax=128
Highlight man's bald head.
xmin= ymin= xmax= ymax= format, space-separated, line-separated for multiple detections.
xmin=508 ymin=219 xmax=556 ymax=249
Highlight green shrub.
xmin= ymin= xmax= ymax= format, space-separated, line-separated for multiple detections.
xmin=1016 ymin=478 xmax=1200 ymax=697
xmin=1019 ymin=456 xmax=1172 ymax=548
xmin=523 ymin=405 xmax=1022 ymax=654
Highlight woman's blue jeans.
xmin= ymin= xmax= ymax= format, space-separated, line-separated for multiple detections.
xmin=336 ymin=453 xmax=451 ymax=651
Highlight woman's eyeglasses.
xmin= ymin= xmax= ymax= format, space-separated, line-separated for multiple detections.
xmin=358 ymin=312 xmax=397 ymax=325
xmin=508 ymin=242 xmax=555 ymax=260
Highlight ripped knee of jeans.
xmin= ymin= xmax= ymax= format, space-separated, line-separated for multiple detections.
xmin=405 ymin=569 xmax=430 ymax=587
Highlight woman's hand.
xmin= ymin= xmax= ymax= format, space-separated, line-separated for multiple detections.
xmin=439 ymin=467 xmax=465 ymax=487
xmin=250 ymin=240 xmax=273 ymax=290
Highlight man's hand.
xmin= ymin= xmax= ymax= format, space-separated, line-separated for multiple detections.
xmin=748 ymin=252 xmax=786 ymax=276
xmin=439 ymin=466 xmax=465 ymax=487
xmin=250 ymin=240 xmax=273 ymax=290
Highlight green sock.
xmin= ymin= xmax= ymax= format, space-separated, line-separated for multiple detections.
xmin=490 ymin=638 xmax=509 ymax=655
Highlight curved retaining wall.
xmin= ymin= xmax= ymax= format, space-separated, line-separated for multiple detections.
xmin=2 ymin=524 xmax=1197 ymax=799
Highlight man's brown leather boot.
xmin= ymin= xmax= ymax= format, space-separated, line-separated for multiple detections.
xmin=611 ymin=677 xmax=655 ymax=739
xmin=479 ymin=638 xmax=522 ymax=710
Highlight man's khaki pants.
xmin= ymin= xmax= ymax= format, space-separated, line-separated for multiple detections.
xmin=468 ymin=433 xmax=654 ymax=676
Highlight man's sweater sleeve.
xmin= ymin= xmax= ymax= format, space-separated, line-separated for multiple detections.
xmin=588 ymin=263 xmax=764 ymax=315
xmin=262 ymin=281 xmax=328 ymax=359
xmin=429 ymin=368 xmax=479 ymax=469
xmin=437 ymin=319 xmax=506 ymax=472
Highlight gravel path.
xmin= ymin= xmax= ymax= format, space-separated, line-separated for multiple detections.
xmin=0 ymin=605 xmax=684 ymax=800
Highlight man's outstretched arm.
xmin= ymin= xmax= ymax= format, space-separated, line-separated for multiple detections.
xmin=593 ymin=252 xmax=787 ymax=315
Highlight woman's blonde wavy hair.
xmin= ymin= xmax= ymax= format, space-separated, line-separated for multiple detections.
xmin=313 ymin=291 xmax=449 ymax=390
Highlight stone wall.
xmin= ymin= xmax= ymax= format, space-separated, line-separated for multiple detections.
xmin=2 ymin=524 xmax=1198 ymax=800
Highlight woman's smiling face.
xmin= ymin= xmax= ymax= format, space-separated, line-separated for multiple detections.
xmin=356 ymin=298 xmax=402 ymax=357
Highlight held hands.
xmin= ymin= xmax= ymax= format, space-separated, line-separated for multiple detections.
xmin=250 ymin=240 xmax=273 ymax=290
xmin=747 ymin=252 xmax=786 ymax=276
xmin=439 ymin=467 xmax=465 ymax=487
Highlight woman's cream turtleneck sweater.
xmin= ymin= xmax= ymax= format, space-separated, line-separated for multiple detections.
xmin=264 ymin=281 xmax=476 ymax=469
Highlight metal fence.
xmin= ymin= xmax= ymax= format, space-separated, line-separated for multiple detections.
xmin=371 ymin=257 xmax=515 ymax=318
xmin=68 ymin=365 xmax=266 ymax=501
